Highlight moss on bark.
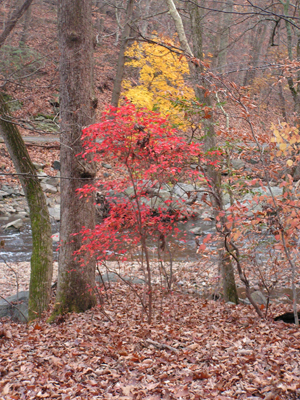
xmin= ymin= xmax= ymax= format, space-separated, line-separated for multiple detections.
xmin=0 ymin=92 xmax=53 ymax=320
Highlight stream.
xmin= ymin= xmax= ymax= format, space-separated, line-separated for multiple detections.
xmin=0 ymin=218 xmax=215 ymax=263
xmin=0 ymin=220 xmax=60 ymax=263
xmin=0 ymin=218 xmax=299 ymax=304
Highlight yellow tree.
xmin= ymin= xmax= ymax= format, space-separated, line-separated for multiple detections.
xmin=122 ymin=35 xmax=194 ymax=128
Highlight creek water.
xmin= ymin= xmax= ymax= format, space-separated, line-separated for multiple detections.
xmin=0 ymin=220 xmax=60 ymax=263
xmin=0 ymin=219 xmax=215 ymax=263
xmin=1 ymin=218 xmax=298 ymax=305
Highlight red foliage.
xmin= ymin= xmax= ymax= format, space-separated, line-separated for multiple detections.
xmin=76 ymin=103 xmax=207 ymax=264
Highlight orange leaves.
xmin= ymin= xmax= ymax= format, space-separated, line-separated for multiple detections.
xmin=197 ymin=243 xmax=206 ymax=253
xmin=1 ymin=288 xmax=300 ymax=399
xmin=203 ymin=233 xmax=212 ymax=244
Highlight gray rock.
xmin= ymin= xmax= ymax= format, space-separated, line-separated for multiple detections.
xmin=200 ymin=210 xmax=214 ymax=220
xmin=251 ymin=186 xmax=283 ymax=197
xmin=102 ymin=163 xmax=112 ymax=169
xmin=33 ymin=162 xmax=45 ymax=170
xmin=222 ymin=192 xmax=231 ymax=206
xmin=41 ymin=183 xmax=57 ymax=194
xmin=17 ymin=211 xmax=29 ymax=219
xmin=124 ymin=186 xmax=135 ymax=197
xmin=231 ymin=159 xmax=245 ymax=170
xmin=1 ymin=212 xmax=11 ymax=217
xmin=52 ymin=232 xmax=60 ymax=242
xmin=0 ymin=291 xmax=29 ymax=322
xmin=43 ymin=177 xmax=60 ymax=188
xmin=189 ymin=227 xmax=204 ymax=235
xmin=96 ymin=272 xmax=145 ymax=285
xmin=5 ymin=205 xmax=17 ymax=214
xmin=52 ymin=161 xmax=60 ymax=171
xmin=173 ymin=183 xmax=196 ymax=199
xmin=250 ymin=290 xmax=267 ymax=305
xmin=0 ymin=190 xmax=9 ymax=199
xmin=49 ymin=207 xmax=60 ymax=221
xmin=2 ymin=187 xmax=15 ymax=196
xmin=37 ymin=171 xmax=48 ymax=179
xmin=2 ymin=218 xmax=24 ymax=230
xmin=239 ymin=298 xmax=250 ymax=305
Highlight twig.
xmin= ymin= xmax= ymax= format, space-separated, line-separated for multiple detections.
xmin=145 ymin=338 xmax=179 ymax=353
xmin=24 ymin=143 xmax=60 ymax=149
xmin=0 ymin=295 xmax=28 ymax=323
xmin=1 ymin=257 xmax=19 ymax=298
xmin=224 ymin=234 xmax=264 ymax=318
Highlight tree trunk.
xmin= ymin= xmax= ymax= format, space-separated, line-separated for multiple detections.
xmin=19 ymin=3 xmax=32 ymax=47
xmin=139 ymin=0 xmax=151 ymax=37
xmin=0 ymin=0 xmax=34 ymax=49
xmin=0 ymin=92 xmax=53 ymax=320
xmin=166 ymin=0 xmax=238 ymax=303
xmin=111 ymin=0 xmax=135 ymax=107
xmin=243 ymin=22 xmax=267 ymax=86
xmin=217 ymin=0 xmax=233 ymax=73
xmin=52 ymin=0 xmax=97 ymax=317
xmin=190 ymin=1 xmax=238 ymax=304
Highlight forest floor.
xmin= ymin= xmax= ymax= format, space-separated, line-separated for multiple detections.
xmin=0 ymin=284 xmax=300 ymax=400
xmin=0 ymin=256 xmax=300 ymax=399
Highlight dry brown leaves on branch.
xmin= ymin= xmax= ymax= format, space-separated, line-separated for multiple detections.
xmin=0 ymin=286 xmax=300 ymax=399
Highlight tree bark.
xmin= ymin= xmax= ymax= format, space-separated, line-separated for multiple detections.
xmin=166 ymin=0 xmax=238 ymax=303
xmin=0 ymin=92 xmax=53 ymax=320
xmin=111 ymin=0 xmax=135 ymax=107
xmin=52 ymin=0 xmax=97 ymax=318
xmin=217 ymin=0 xmax=233 ymax=73
xmin=243 ymin=22 xmax=267 ymax=86
xmin=0 ymin=0 xmax=34 ymax=49
xmin=19 ymin=3 xmax=32 ymax=47
xmin=189 ymin=2 xmax=237 ymax=304
xmin=166 ymin=0 xmax=193 ymax=57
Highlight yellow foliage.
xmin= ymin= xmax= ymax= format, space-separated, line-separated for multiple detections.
xmin=122 ymin=35 xmax=194 ymax=128
xmin=271 ymin=122 xmax=300 ymax=166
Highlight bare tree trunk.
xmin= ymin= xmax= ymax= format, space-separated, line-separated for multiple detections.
xmin=0 ymin=92 xmax=53 ymax=320
xmin=243 ymin=22 xmax=267 ymax=86
xmin=0 ymin=0 xmax=34 ymax=49
xmin=111 ymin=0 xmax=135 ymax=107
xmin=217 ymin=0 xmax=233 ymax=73
xmin=284 ymin=6 xmax=300 ymax=120
xmin=52 ymin=0 xmax=97 ymax=318
xmin=166 ymin=0 xmax=238 ymax=303
xmin=191 ymin=2 xmax=238 ymax=303
xmin=139 ymin=0 xmax=151 ymax=37
xmin=19 ymin=3 xmax=31 ymax=47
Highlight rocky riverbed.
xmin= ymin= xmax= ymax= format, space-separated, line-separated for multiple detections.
xmin=0 ymin=159 xmax=287 ymax=263
xmin=1 ymin=161 xmax=299 ymax=323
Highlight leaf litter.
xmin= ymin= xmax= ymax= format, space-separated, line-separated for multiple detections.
xmin=1 ymin=282 xmax=300 ymax=399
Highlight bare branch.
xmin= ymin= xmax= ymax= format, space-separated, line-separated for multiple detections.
xmin=0 ymin=0 xmax=34 ymax=49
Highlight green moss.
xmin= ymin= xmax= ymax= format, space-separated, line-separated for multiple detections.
xmin=1 ymin=92 xmax=53 ymax=321
xmin=36 ymin=113 xmax=55 ymax=120
xmin=0 ymin=45 xmax=43 ymax=80
xmin=1 ymin=93 xmax=23 ymax=112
